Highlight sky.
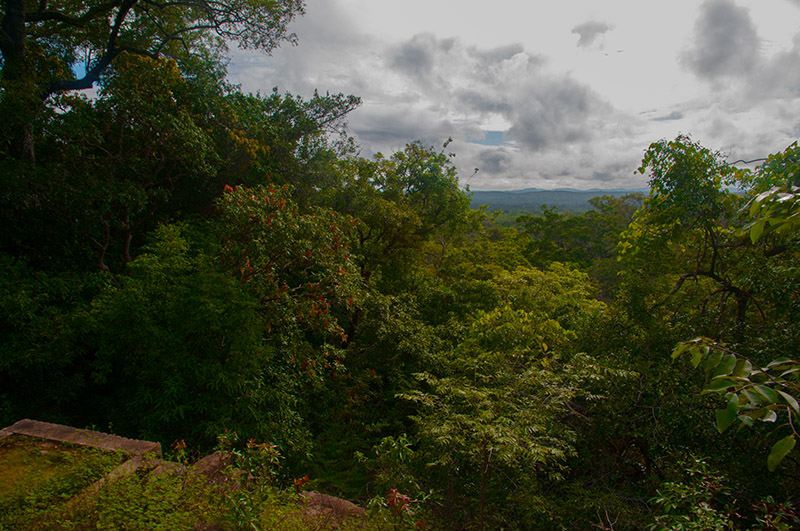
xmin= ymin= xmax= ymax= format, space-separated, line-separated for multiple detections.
xmin=227 ymin=0 xmax=800 ymax=191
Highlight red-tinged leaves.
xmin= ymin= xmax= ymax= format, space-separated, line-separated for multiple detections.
xmin=216 ymin=183 xmax=360 ymax=345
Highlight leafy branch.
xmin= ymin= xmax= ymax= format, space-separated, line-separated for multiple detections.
xmin=672 ymin=337 xmax=799 ymax=471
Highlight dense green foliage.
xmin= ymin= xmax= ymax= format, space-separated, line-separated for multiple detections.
xmin=2 ymin=4 xmax=800 ymax=529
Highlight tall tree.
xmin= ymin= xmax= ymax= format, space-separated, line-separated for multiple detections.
xmin=619 ymin=135 xmax=754 ymax=330
xmin=0 ymin=0 xmax=304 ymax=162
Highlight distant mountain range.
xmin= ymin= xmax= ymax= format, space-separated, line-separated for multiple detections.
xmin=469 ymin=188 xmax=647 ymax=215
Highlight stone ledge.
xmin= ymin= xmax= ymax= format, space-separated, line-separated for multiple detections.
xmin=2 ymin=419 xmax=161 ymax=456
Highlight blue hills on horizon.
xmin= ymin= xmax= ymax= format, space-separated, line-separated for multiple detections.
xmin=469 ymin=188 xmax=647 ymax=215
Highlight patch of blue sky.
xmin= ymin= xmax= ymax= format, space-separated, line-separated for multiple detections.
xmin=467 ymin=130 xmax=508 ymax=146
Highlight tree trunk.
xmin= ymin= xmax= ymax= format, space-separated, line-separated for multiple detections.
xmin=1 ymin=0 xmax=36 ymax=164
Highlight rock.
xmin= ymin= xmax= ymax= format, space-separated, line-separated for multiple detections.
xmin=301 ymin=490 xmax=366 ymax=518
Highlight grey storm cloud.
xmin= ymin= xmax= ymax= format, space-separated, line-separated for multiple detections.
xmin=747 ymin=35 xmax=800 ymax=100
xmin=389 ymin=33 xmax=456 ymax=84
xmin=681 ymin=0 xmax=760 ymax=80
xmin=390 ymin=34 xmax=435 ymax=77
xmin=571 ymin=21 xmax=612 ymax=48
xmin=476 ymin=149 xmax=512 ymax=174
xmin=507 ymin=79 xmax=603 ymax=151
xmin=383 ymin=34 xmax=614 ymax=153
xmin=590 ymin=171 xmax=615 ymax=183
xmin=455 ymin=89 xmax=513 ymax=115
xmin=348 ymin=104 xmax=456 ymax=152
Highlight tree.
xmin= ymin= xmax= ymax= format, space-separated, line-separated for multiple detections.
xmin=401 ymin=265 xmax=611 ymax=529
xmin=0 ymin=52 xmax=224 ymax=271
xmin=619 ymin=135 xmax=754 ymax=330
xmin=671 ymin=147 xmax=800 ymax=472
xmin=0 ymin=52 xmax=361 ymax=273
xmin=516 ymin=193 xmax=642 ymax=272
xmin=223 ymin=88 xmax=360 ymax=201
xmin=328 ymin=141 xmax=474 ymax=293
xmin=0 ymin=0 xmax=304 ymax=162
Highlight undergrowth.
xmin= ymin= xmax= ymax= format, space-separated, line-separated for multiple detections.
xmin=1 ymin=432 xmax=425 ymax=530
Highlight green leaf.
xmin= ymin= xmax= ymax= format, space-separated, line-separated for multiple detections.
xmin=778 ymin=390 xmax=800 ymax=414
xmin=702 ymin=350 xmax=723 ymax=371
xmin=767 ymin=435 xmax=796 ymax=472
xmin=689 ymin=347 xmax=703 ymax=368
xmin=671 ymin=342 xmax=690 ymax=360
xmin=703 ymin=378 xmax=735 ymax=393
xmin=711 ymin=354 xmax=736 ymax=378
xmin=732 ymin=358 xmax=753 ymax=378
xmin=755 ymin=385 xmax=779 ymax=404
xmin=741 ymin=389 xmax=762 ymax=407
xmin=715 ymin=393 xmax=739 ymax=433
xmin=762 ymin=410 xmax=778 ymax=423
xmin=750 ymin=218 xmax=766 ymax=243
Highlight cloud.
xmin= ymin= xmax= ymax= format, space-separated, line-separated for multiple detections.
xmin=369 ymin=32 xmax=640 ymax=188
xmin=227 ymin=0 xmax=374 ymax=96
xmin=227 ymin=0 xmax=649 ymax=190
xmin=572 ymin=21 xmax=613 ymax=48
xmin=378 ymin=33 xmax=621 ymax=152
xmin=670 ymin=1 xmax=800 ymax=162
xmin=507 ymin=77 xmax=607 ymax=151
xmin=348 ymin=104 xmax=457 ymax=153
xmin=471 ymin=43 xmax=525 ymax=63
xmin=681 ymin=0 xmax=760 ymax=80
xmin=389 ymin=33 xmax=455 ymax=86
xmin=748 ymin=33 xmax=800 ymax=100
xmin=476 ymin=148 xmax=512 ymax=174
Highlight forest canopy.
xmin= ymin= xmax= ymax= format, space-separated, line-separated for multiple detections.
xmin=2 ymin=3 xmax=800 ymax=529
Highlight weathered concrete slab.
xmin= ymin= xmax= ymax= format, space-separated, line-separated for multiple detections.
xmin=2 ymin=419 xmax=161 ymax=456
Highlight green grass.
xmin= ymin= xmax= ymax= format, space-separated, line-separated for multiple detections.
xmin=0 ymin=434 xmax=425 ymax=530
xmin=0 ymin=435 xmax=126 ymax=530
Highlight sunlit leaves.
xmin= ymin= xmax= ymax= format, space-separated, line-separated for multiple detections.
xmin=619 ymin=136 xmax=750 ymax=287
xmin=637 ymin=135 xmax=743 ymax=228
xmin=745 ymin=185 xmax=800 ymax=243
xmin=399 ymin=261 xmax=620 ymax=520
